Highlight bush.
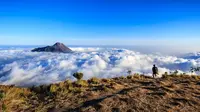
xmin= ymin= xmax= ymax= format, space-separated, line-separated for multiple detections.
xmin=127 ymin=75 xmax=133 ymax=79
xmin=133 ymin=73 xmax=140 ymax=79
xmin=73 ymin=72 xmax=83 ymax=80
xmin=191 ymin=75 xmax=200 ymax=80
xmin=119 ymin=76 xmax=125 ymax=79
xmin=74 ymin=80 xmax=88 ymax=87
xmin=32 ymin=86 xmax=42 ymax=93
xmin=2 ymin=103 xmax=6 ymax=112
xmin=64 ymin=80 xmax=72 ymax=85
xmin=69 ymin=87 xmax=83 ymax=93
xmin=170 ymin=73 xmax=177 ymax=77
xmin=173 ymin=70 xmax=179 ymax=75
xmin=102 ymin=85 xmax=110 ymax=92
xmin=88 ymin=77 xmax=100 ymax=84
xmin=102 ymin=78 xmax=110 ymax=83
xmin=0 ymin=92 xmax=4 ymax=100
xmin=40 ymin=85 xmax=50 ymax=94
xmin=162 ymin=74 xmax=169 ymax=79
xmin=50 ymin=84 xmax=59 ymax=93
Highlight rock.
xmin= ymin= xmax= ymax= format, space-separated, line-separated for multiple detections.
xmin=31 ymin=42 xmax=72 ymax=53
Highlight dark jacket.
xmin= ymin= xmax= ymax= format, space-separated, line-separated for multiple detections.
xmin=152 ymin=66 xmax=158 ymax=74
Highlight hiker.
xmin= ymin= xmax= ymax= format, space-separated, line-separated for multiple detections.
xmin=152 ymin=64 xmax=158 ymax=78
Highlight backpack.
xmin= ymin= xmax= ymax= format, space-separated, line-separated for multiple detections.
xmin=155 ymin=67 xmax=158 ymax=74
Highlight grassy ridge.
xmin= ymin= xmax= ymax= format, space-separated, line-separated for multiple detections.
xmin=1 ymin=74 xmax=200 ymax=112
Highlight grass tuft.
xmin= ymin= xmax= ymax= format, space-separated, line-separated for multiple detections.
xmin=88 ymin=77 xmax=100 ymax=84
xmin=74 ymin=80 xmax=88 ymax=87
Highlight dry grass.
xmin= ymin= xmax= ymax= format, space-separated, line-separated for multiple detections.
xmin=1 ymin=74 xmax=200 ymax=112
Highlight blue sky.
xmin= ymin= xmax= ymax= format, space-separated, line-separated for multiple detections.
xmin=0 ymin=0 xmax=200 ymax=46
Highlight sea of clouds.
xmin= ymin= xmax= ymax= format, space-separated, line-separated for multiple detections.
xmin=0 ymin=47 xmax=200 ymax=86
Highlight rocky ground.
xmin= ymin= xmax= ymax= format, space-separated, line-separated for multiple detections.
xmin=1 ymin=74 xmax=200 ymax=112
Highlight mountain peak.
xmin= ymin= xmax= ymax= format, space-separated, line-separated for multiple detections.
xmin=32 ymin=42 xmax=72 ymax=53
xmin=54 ymin=42 xmax=64 ymax=46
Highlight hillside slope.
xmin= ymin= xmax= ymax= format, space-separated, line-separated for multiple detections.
xmin=1 ymin=74 xmax=200 ymax=112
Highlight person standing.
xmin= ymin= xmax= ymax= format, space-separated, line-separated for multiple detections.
xmin=152 ymin=64 xmax=158 ymax=78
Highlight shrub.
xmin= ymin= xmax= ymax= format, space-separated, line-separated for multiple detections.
xmin=126 ymin=73 xmax=141 ymax=79
xmin=170 ymin=70 xmax=178 ymax=77
xmin=50 ymin=84 xmax=59 ymax=93
xmin=59 ymin=82 xmax=65 ymax=88
xmin=102 ymin=78 xmax=111 ymax=83
xmin=73 ymin=72 xmax=83 ymax=81
xmin=119 ymin=76 xmax=125 ymax=79
xmin=191 ymin=75 xmax=199 ymax=80
xmin=88 ymin=77 xmax=100 ymax=84
xmin=173 ymin=70 xmax=179 ymax=75
xmin=171 ymin=74 xmax=177 ymax=77
xmin=2 ymin=103 xmax=6 ymax=112
xmin=69 ymin=87 xmax=83 ymax=93
xmin=133 ymin=73 xmax=140 ymax=79
xmin=127 ymin=75 xmax=133 ymax=79
xmin=32 ymin=86 xmax=42 ymax=93
xmin=0 ymin=91 xmax=4 ymax=100
xmin=64 ymin=80 xmax=73 ymax=90
xmin=102 ymin=85 xmax=110 ymax=92
xmin=74 ymin=80 xmax=88 ymax=87
xmin=39 ymin=85 xmax=50 ymax=94
xmin=162 ymin=74 xmax=170 ymax=79
xmin=64 ymin=80 xmax=72 ymax=85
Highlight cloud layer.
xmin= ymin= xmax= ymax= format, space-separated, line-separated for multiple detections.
xmin=0 ymin=47 xmax=199 ymax=86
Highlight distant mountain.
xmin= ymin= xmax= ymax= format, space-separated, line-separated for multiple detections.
xmin=31 ymin=42 xmax=72 ymax=53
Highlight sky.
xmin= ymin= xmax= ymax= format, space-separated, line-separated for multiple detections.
xmin=0 ymin=0 xmax=200 ymax=47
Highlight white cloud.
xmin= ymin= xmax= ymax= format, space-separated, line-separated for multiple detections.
xmin=70 ymin=47 xmax=102 ymax=52
xmin=0 ymin=47 xmax=199 ymax=86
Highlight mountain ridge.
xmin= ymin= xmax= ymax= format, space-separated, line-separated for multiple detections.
xmin=31 ymin=42 xmax=72 ymax=53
